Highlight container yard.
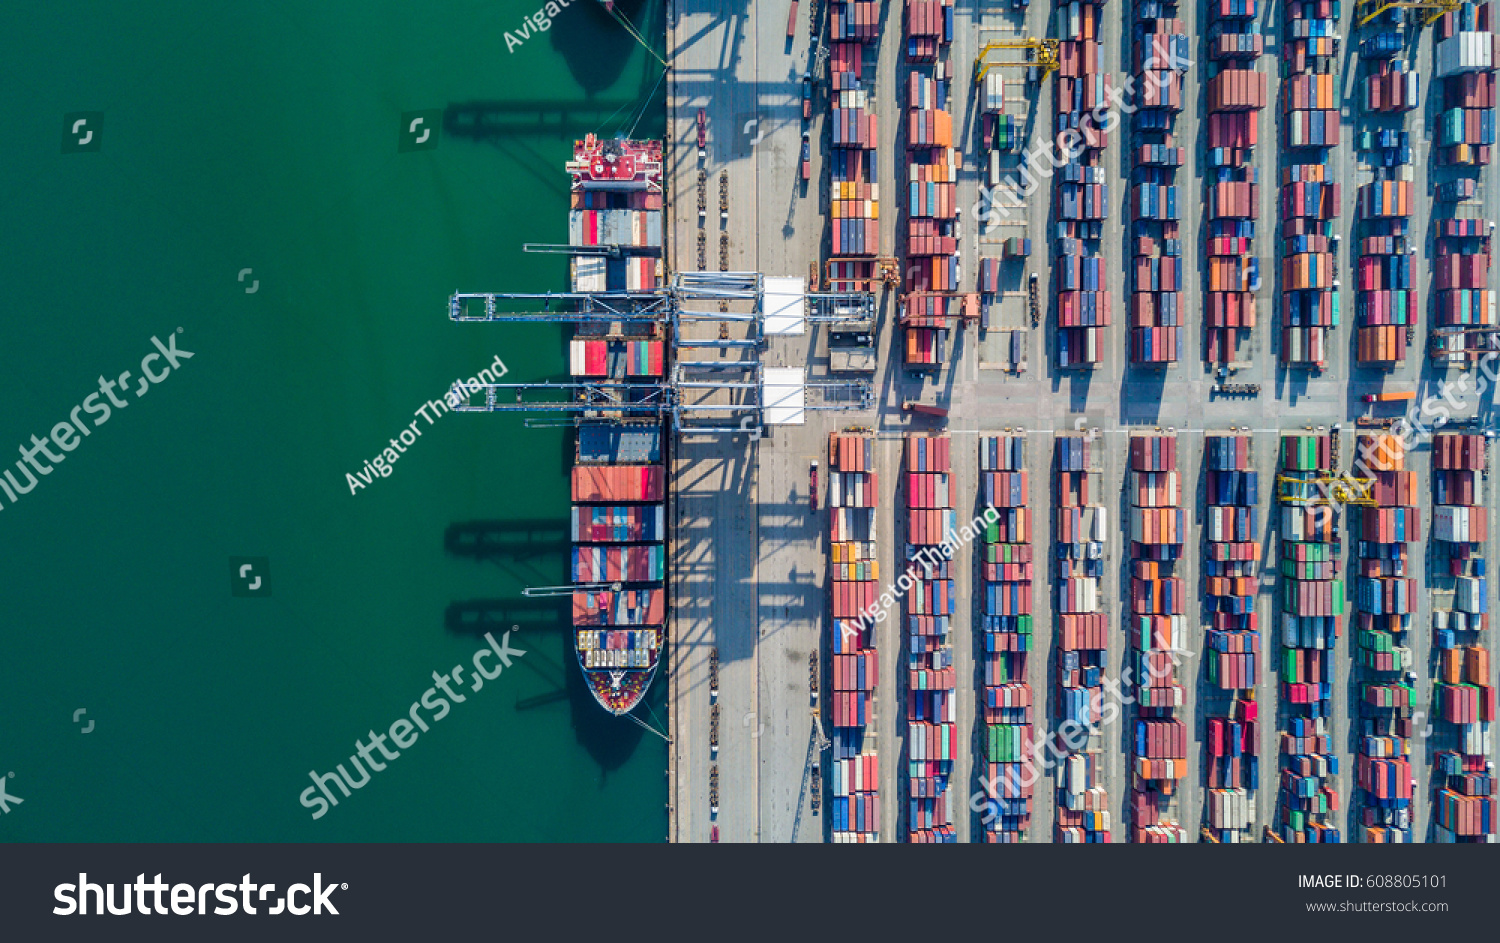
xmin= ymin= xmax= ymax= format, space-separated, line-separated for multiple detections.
xmin=653 ymin=0 xmax=1498 ymax=846
xmin=904 ymin=433 xmax=957 ymax=839
xmin=1202 ymin=433 xmax=1262 ymax=840
xmin=1054 ymin=432 xmax=1112 ymax=840
xmin=979 ymin=435 xmax=1035 ymax=841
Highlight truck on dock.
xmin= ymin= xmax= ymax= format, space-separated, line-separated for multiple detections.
xmin=902 ymin=401 xmax=950 ymax=418
xmin=1364 ymin=390 xmax=1416 ymax=402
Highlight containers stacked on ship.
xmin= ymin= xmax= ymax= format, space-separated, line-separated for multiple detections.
xmin=1203 ymin=433 xmax=1261 ymax=841
xmin=902 ymin=20 xmax=960 ymax=368
xmin=829 ymin=431 xmax=882 ymax=841
xmin=1350 ymin=434 xmax=1419 ymax=841
xmin=1053 ymin=432 xmax=1111 ymax=840
xmin=979 ymin=435 xmax=1033 ymax=841
xmin=570 ymin=455 xmax=667 ymax=715
xmin=1125 ymin=434 xmax=1187 ymax=841
xmin=1274 ymin=432 xmax=1343 ymax=840
xmin=827 ymin=2 xmax=881 ymax=278
xmin=564 ymin=136 xmax=667 ymax=717
xmin=1430 ymin=432 xmax=1497 ymax=841
xmin=903 ymin=433 xmax=956 ymax=841
xmin=1204 ymin=0 xmax=1265 ymax=364
xmin=1279 ymin=0 xmax=1341 ymax=367
xmin=1433 ymin=3 xmax=1498 ymax=168
xmin=1054 ymin=0 xmax=1111 ymax=369
xmin=1128 ymin=7 xmax=1187 ymax=365
xmin=566 ymin=135 xmax=664 ymax=294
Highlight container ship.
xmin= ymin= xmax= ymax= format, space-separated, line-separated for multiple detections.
xmin=565 ymin=134 xmax=669 ymax=715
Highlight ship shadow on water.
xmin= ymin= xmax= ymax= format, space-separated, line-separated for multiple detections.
xmin=445 ymin=525 xmax=650 ymax=774
xmin=552 ymin=0 xmax=660 ymax=97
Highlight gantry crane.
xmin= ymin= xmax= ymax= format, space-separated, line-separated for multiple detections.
xmin=1276 ymin=474 xmax=1378 ymax=507
xmin=974 ymin=39 xmax=1061 ymax=84
xmin=1356 ymin=0 xmax=1463 ymax=27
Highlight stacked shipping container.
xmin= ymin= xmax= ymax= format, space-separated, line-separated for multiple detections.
xmin=903 ymin=14 xmax=960 ymax=367
xmin=1354 ymin=123 xmax=1416 ymax=365
xmin=1351 ymin=434 xmax=1419 ymax=841
xmin=827 ymin=8 xmax=881 ymax=261
xmin=1279 ymin=0 xmax=1342 ymax=366
xmin=1203 ymin=434 xmax=1262 ymax=840
xmin=979 ymin=435 xmax=1034 ymax=841
xmin=1129 ymin=13 xmax=1188 ymax=365
xmin=1204 ymin=0 xmax=1265 ymax=364
xmin=1275 ymin=433 xmax=1343 ymax=840
xmin=1431 ymin=201 xmax=1496 ymax=362
xmin=1434 ymin=3 xmax=1498 ymax=167
xmin=1431 ymin=6 xmax=1498 ymax=362
xmin=1127 ymin=435 xmax=1187 ymax=841
xmin=1054 ymin=0 xmax=1112 ymax=368
xmin=1053 ymin=432 xmax=1111 ymax=840
xmin=904 ymin=433 xmax=957 ymax=841
xmin=1430 ymin=433 xmax=1497 ymax=841
xmin=829 ymin=432 xmax=882 ymax=841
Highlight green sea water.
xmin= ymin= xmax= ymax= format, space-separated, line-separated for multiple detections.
xmin=0 ymin=0 xmax=666 ymax=841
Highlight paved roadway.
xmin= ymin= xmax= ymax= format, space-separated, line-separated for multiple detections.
xmin=663 ymin=0 xmax=1498 ymax=842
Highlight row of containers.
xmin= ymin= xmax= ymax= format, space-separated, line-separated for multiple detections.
xmin=1280 ymin=0 xmax=1342 ymax=367
xmin=979 ymin=435 xmax=1033 ymax=841
xmin=826 ymin=4 xmax=880 ymax=262
xmin=1054 ymin=432 xmax=1112 ymax=840
xmin=1351 ymin=434 xmax=1420 ymax=841
xmin=1129 ymin=12 xmax=1189 ymax=366
xmin=1430 ymin=433 xmax=1496 ymax=841
xmin=1354 ymin=169 xmax=1416 ymax=366
xmin=905 ymin=433 xmax=957 ymax=840
xmin=975 ymin=65 xmax=1025 ymax=337
xmin=1204 ymin=0 xmax=1265 ymax=365
xmin=1055 ymin=0 xmax=1111 ymax=369
xmin=902 ymin=3 xmax=961 ymax=370
xmin=1354 ymin=11 xmax=1419 ymax=369
xmin=1431 ymin=4 xmax=1498 ymax=364
xmin=1277 ymin=432 xmax=1344 ymax=840
xmin=1435 ymin=4 xmax=1498 ymax=167
xmin=1203 ymin=434 xmax=1263 ymax=841
xmin=828 ymin=431 xmax=882 ymax=841
xmin=1128 ymin=434 xmax=1188 ymax=841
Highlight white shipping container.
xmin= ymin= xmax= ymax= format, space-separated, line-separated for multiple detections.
xmin=1435 ymin=505 xmax=1471 ymax=543
xmin=1455 ymin=576 xmax=1485 ymax=613
xmin=1436 ymin=32 xmax=1495 ymax=77
xmin=1461 ymin=721 xmax=1492 ymax=757
xmin=984 ymin=72 xmax=1005 ymax=114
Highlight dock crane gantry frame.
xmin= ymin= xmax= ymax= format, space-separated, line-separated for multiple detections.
xmin=973 ymin=39 xmax=1061 ymax=85
xmin=1356 ymin=0 xmax=1463 ymax=27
